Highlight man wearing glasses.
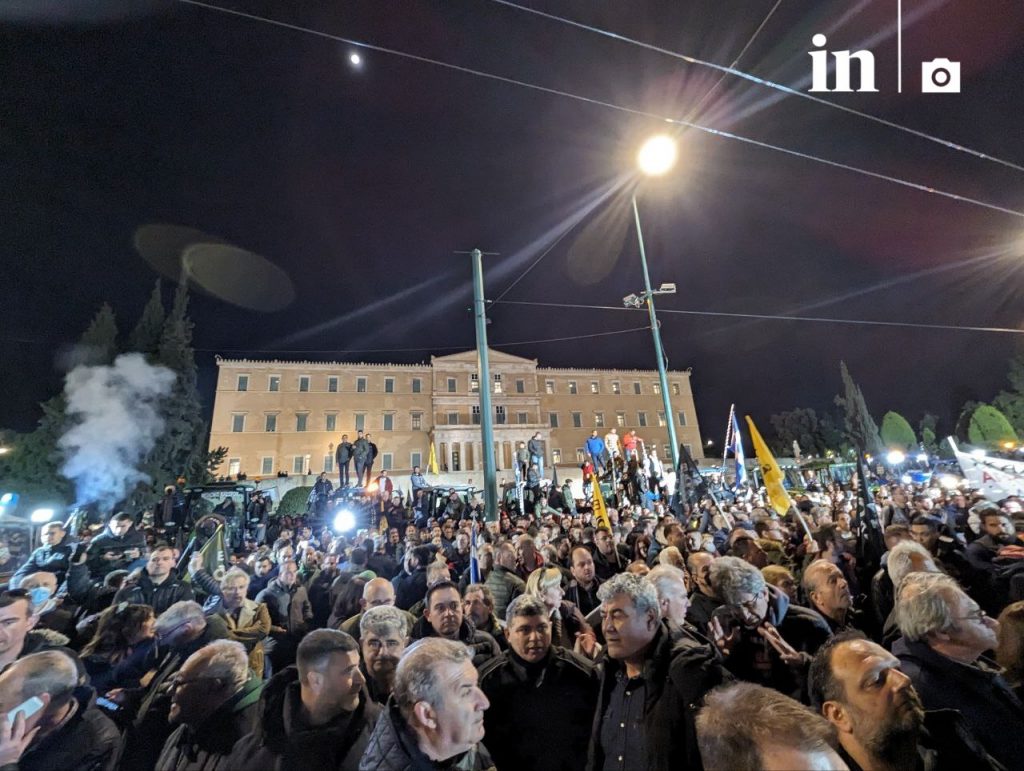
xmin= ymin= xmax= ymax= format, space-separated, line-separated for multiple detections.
xmin=707 ymin=556 xmax=831 ymax=700
xmin=893 ymin=572 xmax=1024 ymax=770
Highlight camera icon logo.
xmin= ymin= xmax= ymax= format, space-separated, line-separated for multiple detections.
xmin=921 ymin=58 xmax=960 ymax=93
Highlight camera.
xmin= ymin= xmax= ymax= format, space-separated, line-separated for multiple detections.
xmin=921 ymin=58 xmax=960 ymax=93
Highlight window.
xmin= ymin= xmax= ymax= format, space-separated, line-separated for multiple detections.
xmin=268 ymin=375 xmax=280 ymax=392
xmin=292 ymin=456 xmax=306 ymax=474
xmin=657 ymin=412 xmax=667 ymax=427
xmin=633 ymin=381 xmax=642 ymax=395
xmin=568 ymin=381 xmax=578 ymax=395
xmin=672 ymin=382 xmax=681 ymax=396
xmin=515 ymin=379 xmax=525 ymax=394
xmin=228 ymin=458 xmax=240 ymax=476
xmin=323 ymin=455 xmax=334 ymax=473
xmin=552 ymin=449 xmax=562 ymax=464
xmin=410 ymin=451 xmax=422 ymax=469
xmin=612 ymin=381 xmax=621 ymax=395
xmin=494 ymin=374 xmax=503 ymax=394
xmin=549 ymin=412 xmax=559 ymax=428
xmin=356 ymin=377 xmax=367 ymax=393
xmin=296 ymin=413 xmax=308 ymax=432
xmin=496 ymin=406 xmax=506 ymax=425
xmin=447 ymin=378 xmax=457 ymax=393
xmin=638 ymin=411 xmax=648 ymax=427
xmin=517 ymin=412 xmax=528 ymax=424
xmin=545 ymin=380 xmax=555 ymax=394
xmin=328 ymin=376 xmax=338 ymax=393
xmin=411 ymin=412 xmax=422 ymax=431
xmin=470 ymin=373 xmax=479 ymax=393
xmin=571 ymin=412 xmax=582 ymax=428
xmin=382 ymin=453 xmax=393 ymax=471
xmin=677 ymin=411 xmax=688 ymax=426
xmin=472 ymin=406 xmax=481 ymax=425
xmin=590 ymin=381 xmax=599 ymax=394
xmin=448 ymin=412 xmax=459 ymax=425
xmin=652 ymin=382 xmax=661 ymax=395
xmin=355 ymin=413 xmax=366 ymax=431
xmin=326 ymin=413 xmax=337 ymax=432
xmin=383 ymin=413 xmax=394 ymax=431
xmin=265 ymin=414 xmax=277 ymax=433
xmin=261 ymin=456 xmax=274 ymax=475
xmin=231 ymin=414 xmax=245 ymax=433
xmin=384 ymin=378 xmax=394 ymax=394
xmin=236 ymin=375 xmax=248 ymax=392
xmin=575 ymin=448 xmax=586 ymax=462
xmin=616 ymin=411 xmax=626 ymax=427
xmin=299 ymin=376 xmax=310 ymax=393
xmin=595 ymin=412 xmax=605 ymax=428
xmin=412 ymin=378 xmax=422 ymax=394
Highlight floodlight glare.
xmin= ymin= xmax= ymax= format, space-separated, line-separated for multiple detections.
xmin=637 ymin=135 xmax=678 ymax=177
xmin=938 ymin=474 xmax=959 ymax=490
xmin=915 ymin=453 xmax=928 ymax=463
xmin=333 ymin=509 xmax=356 ymax=533
xmin=885 ymin=450 xmax=906 ymax=465
xmin=30 ymin=508 xmax=55 ymax=524
xmin=0 ymin=493 xmax=15 ymax=506
xmin=971 ymin=449 xmax=987 ymax=459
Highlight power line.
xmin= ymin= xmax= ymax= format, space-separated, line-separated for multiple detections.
xmin=175 ymin=0 xmax=1024 ymax=220
xmin=489 ymin=0 xmax=1024 ymax=175
xmin=493 ymin=299 xmax=1024 ymax=335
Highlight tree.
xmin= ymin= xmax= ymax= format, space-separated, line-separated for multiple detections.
xmin=994 ymin=352 xmax=1024 ymax=437
xmin=880 ymin=411 xmax=916 ymax=451
xmin=834 ymin=361 xmax=883 ymax=456
xmin=770 ymin=408 xmax=829 ymax=457
xmin=76 ymin=303 xmax=119 ymax=366
xmin=919 ymin=413 xmax=940 ymax=455
xmin=967 ymin=404 xmax=1018 ymax=448
xmin=129 ymin=280 xmax=165 ymax=357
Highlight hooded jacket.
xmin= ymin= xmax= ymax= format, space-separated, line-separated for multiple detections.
xmin=113 ymin=569 xmax=194 ymax=616
xmin=359 ymin=699 xmax=495 ymax=771
xmin=409 ymin=616 xmax=500 ymax=669
xmin=225 ymin=666 xmax=378 ymax=771
xmin=155 ymin=674 xmax=262 ymax=771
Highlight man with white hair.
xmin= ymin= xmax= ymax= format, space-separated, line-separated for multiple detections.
xmin=590 ymin=572 xmax=730 ymax=771
xmin=156 ymin=639 xmax=263 ymax=770
xmin=0 ymin=649 xmax=119 ymax=770
xmin=360 ymin=637 xmax=493 ymax=770
xmin=893 ymin=572 xmax=1024 ymax=769
xmin=360 ymin=605 xmax=409 ymax=705
xmin=646 ymin=564 xmax=699 ymax=638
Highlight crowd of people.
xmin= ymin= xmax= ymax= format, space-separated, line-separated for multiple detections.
xmin=1 ymin=440 xmax=1023 ymax=771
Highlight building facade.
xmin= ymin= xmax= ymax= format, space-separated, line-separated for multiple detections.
xmin=209 ymin=349 xmax=704 ymax=478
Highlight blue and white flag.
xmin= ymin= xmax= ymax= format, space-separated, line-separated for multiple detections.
xmin=469 ymin=521 xmax=481 ymax=584
xmin=729 ymin=412 xmax=748 ymax=490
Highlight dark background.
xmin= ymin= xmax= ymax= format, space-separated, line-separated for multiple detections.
xmin=3 ymin=0 xmax=1023 ymax=442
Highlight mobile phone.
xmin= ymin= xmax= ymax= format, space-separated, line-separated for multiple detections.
xmin=95 ymin=697 xmax=121 ymax=713
xmin=7 ymin=696 xmax=44 ymax=726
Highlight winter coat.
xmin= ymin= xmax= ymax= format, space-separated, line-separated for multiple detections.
xmin=114 ymin=569 xmax=195 ymax=616
xmin=336 ymin=441 xmax=354 ymax=464
xmin=10 ymin=531 xmax=77 ymax=588
xmin=587 ymin=621 xmax=732 ymax=771
xmin=224 ymin=666 xmax=379 ymax=771
xmin=359 ymin=699 xmax=495 ymax=771
xmin=894 ymin=636 xmax=1024 ymax=771
xmin=256 ymin=579 xmax=312 ymax=636
xmin=85 ymin=526 xmax=147 ymax=579
xmin=353 ymin=438 xmax=370 ymax=462
xmin=478 ymin=646 xmax=597 ymax=771
xmin=409 ymin=616 xmax=500 ymax=669
xmin=66 ymin=561 xmax=119 ymax=614
xmin=391 ymin=567 xmax=428 ymax=611
xmin=483 ymin=566 xmax=525 ymax=619
xmin=527 ymin=438 xmax=543 ymax=458
xmin=155 ymin=674 xmax=262 ymax=771
xmin=585 ymin=436 xmax=605 ymax=458
xmin=203 ymin=594 xmax=271 ymax=678
xmin=0 ymin=685 xmax=119 ymax=771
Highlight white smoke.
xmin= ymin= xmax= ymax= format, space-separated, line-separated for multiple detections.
xmin=59 ymin=353 xmax=176 ymax=508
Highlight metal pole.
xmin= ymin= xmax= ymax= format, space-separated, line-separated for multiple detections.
xmin=632 ymin=193 xmax=681 ymax=472
xmin=471 ymin=249 xmax=499 ymax=522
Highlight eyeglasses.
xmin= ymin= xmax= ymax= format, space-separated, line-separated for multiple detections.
xmin=170 ymin=675 xmax=222 ymax=690
xmin=957 ymin=608 xmax=989 ymax=623
xmin=365 ymin=639 xmax=403 ymax=652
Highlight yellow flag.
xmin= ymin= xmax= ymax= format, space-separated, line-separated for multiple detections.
xmin=591 ymin=472 xmax=611 ymax=530
xmin=428 ymin=442 xmax=439 ymax=475
xmin=745 ymin=416 xmax=795 ymax=517
xmin=379 ymin=514 xmax=389 ymax=534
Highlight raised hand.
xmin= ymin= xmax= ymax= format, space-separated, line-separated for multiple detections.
xmin=757 ymin=622 xmax=803 ymax=666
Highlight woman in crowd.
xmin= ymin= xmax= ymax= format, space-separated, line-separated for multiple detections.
xmin=80 ymin=602 xmax=156 ymax=692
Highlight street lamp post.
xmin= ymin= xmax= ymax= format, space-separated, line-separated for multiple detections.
xmin=470 ymin=249 xmax=499 ymax=522
xmin=628 ymin=135 xmax=681 ymax=472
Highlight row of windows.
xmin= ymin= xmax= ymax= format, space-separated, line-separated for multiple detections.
xmin=234 ymin=373 xmax=684 ymax=396
xmin=227 ymin=451 xmax=414 ymax=477
xmin=232 ymin=412 xmax=425 ymax=433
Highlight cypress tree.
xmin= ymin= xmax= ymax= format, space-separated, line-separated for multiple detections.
xmin=835 ymin=361 xmax=883 ymax=456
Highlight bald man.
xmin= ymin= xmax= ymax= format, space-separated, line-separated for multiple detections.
xmin=337 ymin=578 xmax=415 ymax=643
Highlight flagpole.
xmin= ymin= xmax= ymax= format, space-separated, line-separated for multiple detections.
xmin=722 ymin=403 xmax=735 ymax=473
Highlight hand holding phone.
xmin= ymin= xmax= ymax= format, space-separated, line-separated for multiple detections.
xmin=5 ymin=697 xmax=43 ymax=727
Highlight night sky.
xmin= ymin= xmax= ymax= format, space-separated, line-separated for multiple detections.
xmin=3 ymin=0 xmax=1024 ymax=445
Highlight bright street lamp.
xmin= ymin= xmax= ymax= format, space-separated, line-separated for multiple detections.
xmin=637 ymin=135 xmax=678 ymax=177
xmin=885 ymin=450 xmax=906 ymax=465
xmin=30 ymin=508 xmax=55 ymax=524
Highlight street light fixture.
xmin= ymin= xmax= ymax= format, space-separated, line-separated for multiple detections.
xmin=627 ymin=134 xmax=681 ymax=471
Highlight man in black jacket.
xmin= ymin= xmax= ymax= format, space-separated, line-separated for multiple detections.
xmin=810 ymin=632 xmax=1003 ymax=771
xmin=409 ymin=582 xmax=499 ymax=669
xmin=113 ymin=544 xmax=194 ymax=616
xmin=86 ymin=512 xmax=148 ymax=581
xmin=10 ymin=522 xmax=76 ymax=589
xmin=478 ymin=595 xmax=597 ymax=771
xmin=336 ymin=433 xmax=354 ymax=488
xmin=588 ymin=573 xmax=731 ymax=771
xmin=0 ymin=650 xmax=119 ymax=771
xmin=352 ymin=431 xmax=370 ymax=487
xmin=226 ymin=629 xmax=377 ymax=769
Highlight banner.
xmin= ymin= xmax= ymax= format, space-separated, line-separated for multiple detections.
xmin=428 ymin=442 xmax=439 ymax=475
xmin=591 ymin=472 xmax=611 ymax=530
xmin=727 ymin=409 xmax=748 ymax=490
xmin=745 ymin=416 xmax=795 ymax=518
xmin=185 ymin=524 xmax=227 ymax=583
xmin=951 ymin=438 xmax=1024 ymax=498
xmin=469 ymin=521 xmax=481 ymax=584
